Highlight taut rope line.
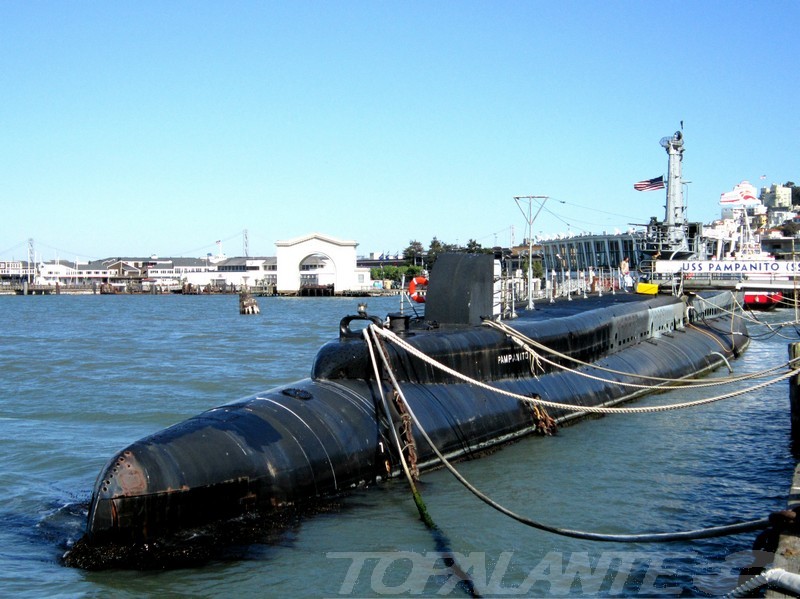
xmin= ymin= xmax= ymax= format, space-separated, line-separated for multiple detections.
xmin=370 ymin=325 xmax=800 ymax=415
xmin=485 ymin=318 xmax=790 ymax=388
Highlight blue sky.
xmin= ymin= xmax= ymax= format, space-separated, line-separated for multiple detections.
xmin=2 ymin=1 xmax=798 ymax=261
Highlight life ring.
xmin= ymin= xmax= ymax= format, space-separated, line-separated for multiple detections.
xmin=408 ymin=276 xmax=428 ymax=303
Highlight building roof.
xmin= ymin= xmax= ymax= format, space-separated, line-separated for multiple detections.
xmin=275 ymin=232 xmax=358 ymax=248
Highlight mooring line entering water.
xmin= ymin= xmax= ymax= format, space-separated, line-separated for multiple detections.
xmin=367 ymin=322 xmax=773 ymax=544
xmin=363 ymin=327 xmax=480 ymax=598
xmin=363 ymin=327 xmax=431 ymax=526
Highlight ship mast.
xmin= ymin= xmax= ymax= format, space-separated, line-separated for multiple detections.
xmin=660 ymin=130 xmax=687 ymax=249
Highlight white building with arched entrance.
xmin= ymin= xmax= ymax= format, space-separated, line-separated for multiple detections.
xmin=275 ymin=233 xmax=372 ymax=295
xmin=23 ymin=232 xmax=375 ymax=295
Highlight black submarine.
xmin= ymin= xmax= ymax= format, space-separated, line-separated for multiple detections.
xmin=65 ymin=252 xmax=748 ymax=568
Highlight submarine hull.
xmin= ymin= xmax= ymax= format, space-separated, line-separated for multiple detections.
xmin=82 ymin=290 xmax=748 ymax=545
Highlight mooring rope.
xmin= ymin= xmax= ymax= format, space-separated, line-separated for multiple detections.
xmin=505 ymin=334 xmax=718 ymax=393
xmin=734 ymin=295 xmax=800 ymax=340
xmin=698 ymin=293 xmax=800 ymax=337
xmin=366 ymin=324 xmax=771 ymax=543
xmin=371 ymin=325 xmax=800 ymax=415
xmin=362 ymin=328 xmax=432 ymax=525
xmin=484 ymin=318 xmax=789 ymax=388
xmin=364 ymin=327 xmax=481 ymax=598
xmin=491 ymin=320 xmax=797 ymax=393
xmin=687 ymin=320 xmax=734 ymax=352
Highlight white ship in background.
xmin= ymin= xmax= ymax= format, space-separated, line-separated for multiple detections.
xmin=650 ymin=170 xmax=792 ymax=308
xmin=582 ymin=128 xmax=795 ymax=308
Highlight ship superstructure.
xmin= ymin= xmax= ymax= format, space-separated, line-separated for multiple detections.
xmin=639 ymin=130 xmax=706 ymax=263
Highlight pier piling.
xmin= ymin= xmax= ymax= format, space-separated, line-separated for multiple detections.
xmin=790 ymin=343 xmax=800 ymax=438
xmin=764 ymin=343 xmax=800 ymax=597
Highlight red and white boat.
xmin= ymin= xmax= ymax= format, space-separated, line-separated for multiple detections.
xmin=723 ymin=202 xmax=785 ymax=311
xmin=743 ymin=290 xmax=783 ymax=310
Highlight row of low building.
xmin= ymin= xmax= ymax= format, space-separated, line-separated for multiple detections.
xmin=1 ymin=233 xmax=376 ymax=295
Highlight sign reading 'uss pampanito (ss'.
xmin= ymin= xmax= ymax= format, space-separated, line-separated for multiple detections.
xmin=653 ymin=260 xmax=800 ymax=275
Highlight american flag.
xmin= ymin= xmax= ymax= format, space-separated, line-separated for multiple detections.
xmin=633 ymin=176 xmax=665 ymax=192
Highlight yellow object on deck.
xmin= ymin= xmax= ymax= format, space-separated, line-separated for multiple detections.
xmin=636 ymin=282 xmax=660 ymax=295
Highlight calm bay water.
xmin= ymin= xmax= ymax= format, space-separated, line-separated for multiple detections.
xmin=0 ymin=293 xmax=796 ymax=597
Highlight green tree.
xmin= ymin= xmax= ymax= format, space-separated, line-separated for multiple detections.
xmin=403 ymin=240 xmax=425 ymax=267
xmin=370 ymin=264 xmax=425 ymax=285
xmin=786 ymin=182 xmax=800 ymax=206
xmin=370 ymin=264 xmax=400 ymax=282
xmin=520 ymin=255 xmax=545 ymax=280
xmin=780 ymin=220 xmax=800 ymax=237
xmin=403 ymin=264 xmax=424 ymax=278
xmin=465 ymin=239 xmax=484 ymax=253
xmin=427 ymin=237 xmax=444 ymax=269
xmin=442 ymin=242 xmax=461 ymax=253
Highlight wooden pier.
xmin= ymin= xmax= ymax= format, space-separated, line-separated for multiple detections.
xmin=765 ymin=343 xmax=800 ymax=597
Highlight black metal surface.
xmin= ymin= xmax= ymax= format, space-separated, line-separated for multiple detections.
xmin=86 ymin=379 xmax=388 ymax=542
xmin=81 ymin=290 xmax=748 ymax=549
xmin=425 ymin=253 xmax=495 ymax=325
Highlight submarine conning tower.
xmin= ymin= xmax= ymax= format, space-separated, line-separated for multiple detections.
xmin=424 ymin=252 xmax=497 ymax=326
